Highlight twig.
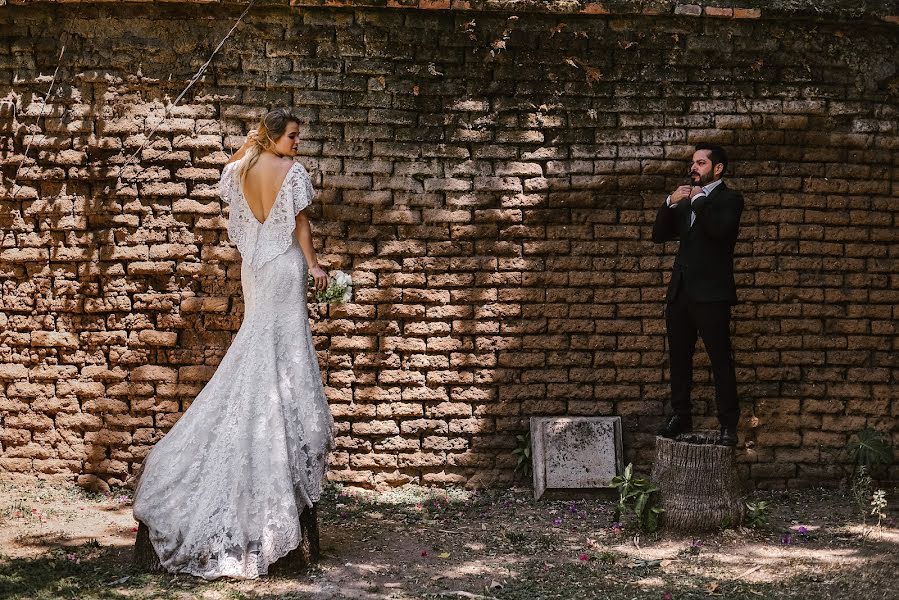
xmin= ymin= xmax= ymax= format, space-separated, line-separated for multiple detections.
xmin=735 ymin=564 xmax=762 ymax=579
xmin=116 ymin=0 xmax=257 ymax=184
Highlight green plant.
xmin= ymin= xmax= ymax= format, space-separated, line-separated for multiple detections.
xmin=503 ymin=530 xmax=528 ymax=545
xmin=597 ymin=550 xmax=617 ymax=564
xmin=851 ymin=466 xmax=874 ymax=521
xmin=871 ymin=489 xmax=888 ymax=529
xmin=512 ymin=431 xmax=532 ymax=480
xmin=609 ymin=463 xmax=664 ymax=533
xmin=847 ymin=428 xmax=892 ymax=470
xmin=745 ymin=499 xmax=771 ymax=528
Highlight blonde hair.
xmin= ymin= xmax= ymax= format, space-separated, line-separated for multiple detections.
xmin=237 ymin=108 xmax=301 ymax=182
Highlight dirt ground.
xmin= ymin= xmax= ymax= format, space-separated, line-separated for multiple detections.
xmin=0 ymin=478 xmax=897 ymax=600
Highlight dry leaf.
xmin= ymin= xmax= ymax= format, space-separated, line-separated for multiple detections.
xmin=564 ymin=57 xmax=579 ymax=68
xmin=583 ymin=65 xmax=602 ymax=84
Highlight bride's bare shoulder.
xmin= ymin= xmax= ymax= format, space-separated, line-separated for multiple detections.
xmin=277 ymin=157 xmax=296 ymax=174
xmin=250 ymin=155 xmax=294 ymax=178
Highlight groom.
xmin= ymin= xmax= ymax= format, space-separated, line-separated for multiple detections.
xmin=652 ymin=143 xmax=744 ymax=446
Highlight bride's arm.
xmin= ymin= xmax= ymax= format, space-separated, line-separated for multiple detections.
xmin=295 ymin=211 xmax=328 ymax=290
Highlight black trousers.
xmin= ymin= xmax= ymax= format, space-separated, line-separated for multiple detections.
xmin=665 ymin=286 xmax=739 ymax=429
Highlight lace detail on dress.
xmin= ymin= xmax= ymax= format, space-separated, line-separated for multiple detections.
xmin=129 ymin=158 xmax=333 ymax=580
xmin=220 ymin=160 xmax=315 ymax=269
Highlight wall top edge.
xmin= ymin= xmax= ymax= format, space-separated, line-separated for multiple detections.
xmin=2 ymin=0 xmax=898 ymax=24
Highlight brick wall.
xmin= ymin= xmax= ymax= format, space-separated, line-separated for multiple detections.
xmin=1 ymin=1 xmax=897 ymax=490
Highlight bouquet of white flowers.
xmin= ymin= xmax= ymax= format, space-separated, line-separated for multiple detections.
xmin=314 ymin=270 xmax=352 ymax=304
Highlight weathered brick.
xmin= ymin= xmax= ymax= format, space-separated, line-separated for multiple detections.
xmin=0 ymin=4 xmax=893 ymax=492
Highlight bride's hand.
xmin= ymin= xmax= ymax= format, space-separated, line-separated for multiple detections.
xmin=310 ymin=266 xmax=328 ymax=291
xmin=243 ymin=129 xmax=258 ymax=148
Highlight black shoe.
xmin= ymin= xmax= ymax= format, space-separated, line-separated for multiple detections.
xmin=720 ymin=426 xmax=738 ymax=447
xmin=658 ymin=414 xmax=692 ymax=439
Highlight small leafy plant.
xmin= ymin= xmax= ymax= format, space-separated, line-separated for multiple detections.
xmin=503 ymin=530 xmax=527 ymax=545
xmin=871 ymin=490 xmax=888 ymax=529
xmin=847 ymin=428 xmax=892 ymax=469
xmin=609 ymin=463 xmax=664 ymax=533
xmin=512 ymin=431 xmax=532 ymax=480
xmin=598 ymin=550 xmax=617 ymax=564
xmin=745 ymin=499 xmax=771 ymax=528
xmin=851 ymin=466 xmax=874 ymax=520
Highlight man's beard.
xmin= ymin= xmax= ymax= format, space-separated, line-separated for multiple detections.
xmin=690 ymin=171 xmax=714 ymax=186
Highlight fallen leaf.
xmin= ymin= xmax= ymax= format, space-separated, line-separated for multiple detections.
xmin=438 ymin=552 xmax=451 ymax=558
xmin=705 ymin=582 xmax=721 ymax=595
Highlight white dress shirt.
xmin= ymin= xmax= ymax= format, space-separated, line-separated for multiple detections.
xmin=666 ymin=178 xmax=724 ymax=227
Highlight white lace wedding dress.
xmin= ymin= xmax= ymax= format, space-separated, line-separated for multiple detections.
xmin=132 ymin=158 xmax=334 ymax=580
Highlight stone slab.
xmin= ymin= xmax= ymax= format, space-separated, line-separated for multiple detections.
xmin=531 ymin=416 xmax=623 ymax=500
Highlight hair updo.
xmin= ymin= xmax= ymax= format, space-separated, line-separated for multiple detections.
xmin=237 ymin=108 xmax=301 ymax=182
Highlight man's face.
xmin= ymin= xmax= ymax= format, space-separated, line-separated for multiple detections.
xmin=689 ymin=150 xmax=722 ymax=186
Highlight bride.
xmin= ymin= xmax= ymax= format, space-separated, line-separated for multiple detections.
xmin=132 ymin=108 xmax=335 ymax=580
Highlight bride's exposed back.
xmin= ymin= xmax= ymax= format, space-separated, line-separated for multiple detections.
xmin=132 ymin=108 xmax=335 ymax=580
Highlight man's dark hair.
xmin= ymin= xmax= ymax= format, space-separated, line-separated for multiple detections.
xmin=694 ymin=143 xmax=728 ymax=174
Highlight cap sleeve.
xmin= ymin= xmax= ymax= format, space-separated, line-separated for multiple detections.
xmin=219 ymin=161 xmax=240 ymax=205
xmin=291 ymin=164 xmax=315 ymax=216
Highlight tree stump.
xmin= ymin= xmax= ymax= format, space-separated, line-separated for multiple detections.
xmin=133 ymin=505 xmax=321 ymax=574
xmin=133 ymin=521 xmax=164 ymax=573
xmin=651 ymin=432 xmax=745 ymax=531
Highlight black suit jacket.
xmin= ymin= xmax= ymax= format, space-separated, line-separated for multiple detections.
xmin=652 ymin=182 xmax=744 ymax=305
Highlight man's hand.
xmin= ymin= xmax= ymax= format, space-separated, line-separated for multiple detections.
xmin=689 ymin=186 xmax=704 ymax=198
xmin=669 ymin=185 xmax=692 ymax=205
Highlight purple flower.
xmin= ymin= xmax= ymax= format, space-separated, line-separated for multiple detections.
xmin=781 ymin=534 xmax=792 ymax=545
xmin=569 ymin=504 xmax=578 ymax=513
xmin=797 ymin=526 xmax=808 ymax=536
xmin=553 ymin=517 xmax=563 ymax=526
